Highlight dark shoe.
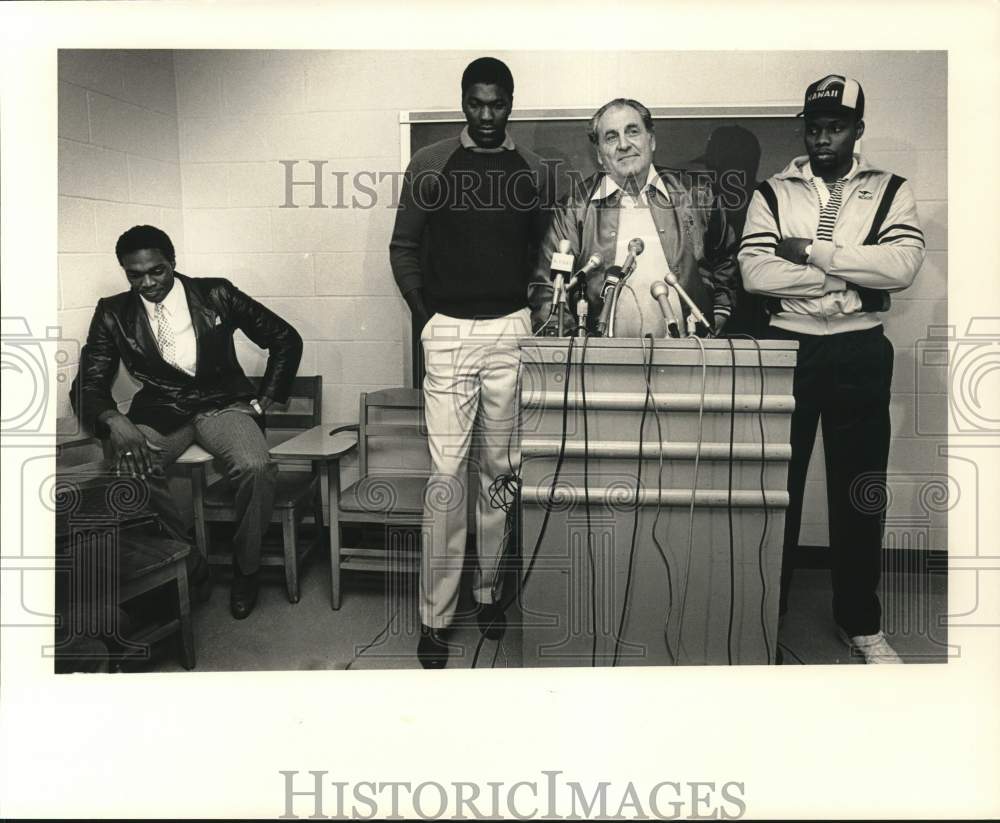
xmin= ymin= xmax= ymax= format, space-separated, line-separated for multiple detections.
xmin=476 ymin=601 xmax=506 ymax=640
xmin=230 ymin=563 xmax=259 ymax=620
xmin=417 ymin=624 xmax=450 ymax=669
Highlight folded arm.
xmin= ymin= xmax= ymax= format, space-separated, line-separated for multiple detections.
xmin=738 ymin=190 xmax=846 ymax=299
xmin=808 ymin=179 xmax=925 ymax=291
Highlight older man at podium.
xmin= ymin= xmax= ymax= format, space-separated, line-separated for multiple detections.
xmin=534 ymin=98 xmax=738 ymax=337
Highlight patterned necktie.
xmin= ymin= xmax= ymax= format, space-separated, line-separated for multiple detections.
xmin=154 ymin=302 xmax=177 ymax=366
xmin=815 ymin=178 xmax=846 ymax=241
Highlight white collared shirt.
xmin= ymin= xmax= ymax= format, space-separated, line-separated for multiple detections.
xmin=458 ymin=126 xmax=516 ymax=153
xmin=592 ymin=166 xmax=683 ymax=337
xmin=140 ymin=278 xmax=197 ymax=376
xmin=590 ymin=164 xmax=671 ymax=205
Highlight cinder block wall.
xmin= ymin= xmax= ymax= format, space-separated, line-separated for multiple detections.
xmin=57 ymin=49 xmax=948 ymax=550
xmin=57 ymin=49 xmax=185 ymax=405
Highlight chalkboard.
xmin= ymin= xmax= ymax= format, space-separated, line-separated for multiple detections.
xmin=403 ymin=105 xmax=803 ymax=383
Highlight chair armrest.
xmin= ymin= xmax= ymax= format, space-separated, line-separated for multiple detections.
xmin=325 ymin=430 xmax=358 ymax=460
xmin=267 ymin=424 xmax=358 ymax=461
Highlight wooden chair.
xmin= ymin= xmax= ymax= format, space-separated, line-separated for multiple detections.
xmin=330 ymin=388 xmax=429 ymax=603
xmin=54 ymin=462 xmax=196 ymax=671
xmin=182 ymin=376 xmax=324 ymax=603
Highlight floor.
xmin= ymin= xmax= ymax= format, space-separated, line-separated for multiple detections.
xmin=132 ymin=552 xmax=950 ymax=673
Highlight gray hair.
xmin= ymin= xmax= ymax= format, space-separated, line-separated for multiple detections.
xmin=587 ymin=98 xmax=655 ymax=145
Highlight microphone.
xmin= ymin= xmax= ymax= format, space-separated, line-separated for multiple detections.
xmin=594 ymin=265 xmax=623 ymax=337
xmin=650 ymin=280 xmax=682 ymax=338
xmin=620 ymin=238 xmax=645 ymax=278
xmin=550 ymin=239 xmax=575 ymax=282
xmin=549 ymin=240 xmax=575 ymax=336
xmin=664 ymin=272 xmax=712 ymax=335
xmin=566 ymin=253 xmax=602 ymax=292
xmin=576 ymin=295 xmax=589 ymax=337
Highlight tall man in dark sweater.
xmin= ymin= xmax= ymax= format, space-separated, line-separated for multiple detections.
xmin=389 ymin=57 xmax=550 ymax=668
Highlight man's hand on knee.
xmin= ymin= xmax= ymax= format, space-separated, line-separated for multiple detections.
xmin=102 ymin=412 xmax=163 ymax=479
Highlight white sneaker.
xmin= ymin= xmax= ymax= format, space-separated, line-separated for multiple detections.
xmin=837 ymin=628 xmax=903 ymax=664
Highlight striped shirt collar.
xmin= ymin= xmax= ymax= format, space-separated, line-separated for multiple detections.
xmin=459 ymin=126 xmax=516 ymax=152
xmin=591 ymin=165 xmax=670 ymax=202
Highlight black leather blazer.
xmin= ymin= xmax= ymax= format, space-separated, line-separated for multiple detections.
xmin=70 ymin=273 xmax=303 ymax=435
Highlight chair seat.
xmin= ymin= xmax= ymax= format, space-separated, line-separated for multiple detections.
xmin=339 ymin=475 xmax=427 ymax=517
xmin=204 ymin=470 xmax=317 ymax=510
xmin=174 ymin=443 xmax=214 ymax=464
xmin=119 ymin=532 xmax=190 ymax=581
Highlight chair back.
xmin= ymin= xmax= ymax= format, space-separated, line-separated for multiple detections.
xmin=251 ymin=375 xmax=322 ymax=448
xmin=357 ymin=388 xmax=429 ymax=479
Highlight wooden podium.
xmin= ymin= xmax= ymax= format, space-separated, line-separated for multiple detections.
xmin=516 ymin=337 xmax=797 ymax=667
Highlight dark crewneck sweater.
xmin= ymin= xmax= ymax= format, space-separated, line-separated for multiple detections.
xmin=389 ymin=135 xmax=550 ymax=319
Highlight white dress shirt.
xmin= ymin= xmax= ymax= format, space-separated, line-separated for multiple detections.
xmin=140 ymin=278 xmax=197 ymax=376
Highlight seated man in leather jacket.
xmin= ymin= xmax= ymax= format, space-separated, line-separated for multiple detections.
xmin=70 ymin=225 xmax=303 ymax=619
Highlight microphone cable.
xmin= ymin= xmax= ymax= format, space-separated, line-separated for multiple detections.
xmin=472 ymin=335 xmax=576 ymax=667
xmin=675 ymin=333 xmax=708 ymax=662
xmin=725 ymin=337 xmax=738 ymax=666
xmin=485 ymin=354 xmax=528 ymax=610
xmin=580 ymin=332 xmax=598 ymax=666
xmin=611 ymin=332 xmax=655 ymax=667
xmin=638 ymin=333 xmax=677 ymax=665
xmin=777 ymin=642 xmax=805 ymax=665
xmin=533 ymin=309 xmax=558 ymax=338
xmin=728 ymin=333 xmax=774 ymax=665
xmin=344 ymin=605 xmax=400 ymax=670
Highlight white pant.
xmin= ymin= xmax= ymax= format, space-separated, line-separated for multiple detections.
xmin=419 ymin=307 xmax=530 ymax=629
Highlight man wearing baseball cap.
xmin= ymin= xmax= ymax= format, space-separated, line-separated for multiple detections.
xmin=739 ymin=75 xmax=926 ymax=663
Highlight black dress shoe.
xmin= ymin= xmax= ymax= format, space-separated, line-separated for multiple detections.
xmin=476 ymin=601 xmax=506 ymax=640
xmin=230 ymin=563 xmax=259 ymax=620
xmin=417 ymin=624 xmax=450 ymax=669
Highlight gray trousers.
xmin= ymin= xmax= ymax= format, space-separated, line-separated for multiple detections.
xmin=138 ymin=403 xmax=277 ymax=574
